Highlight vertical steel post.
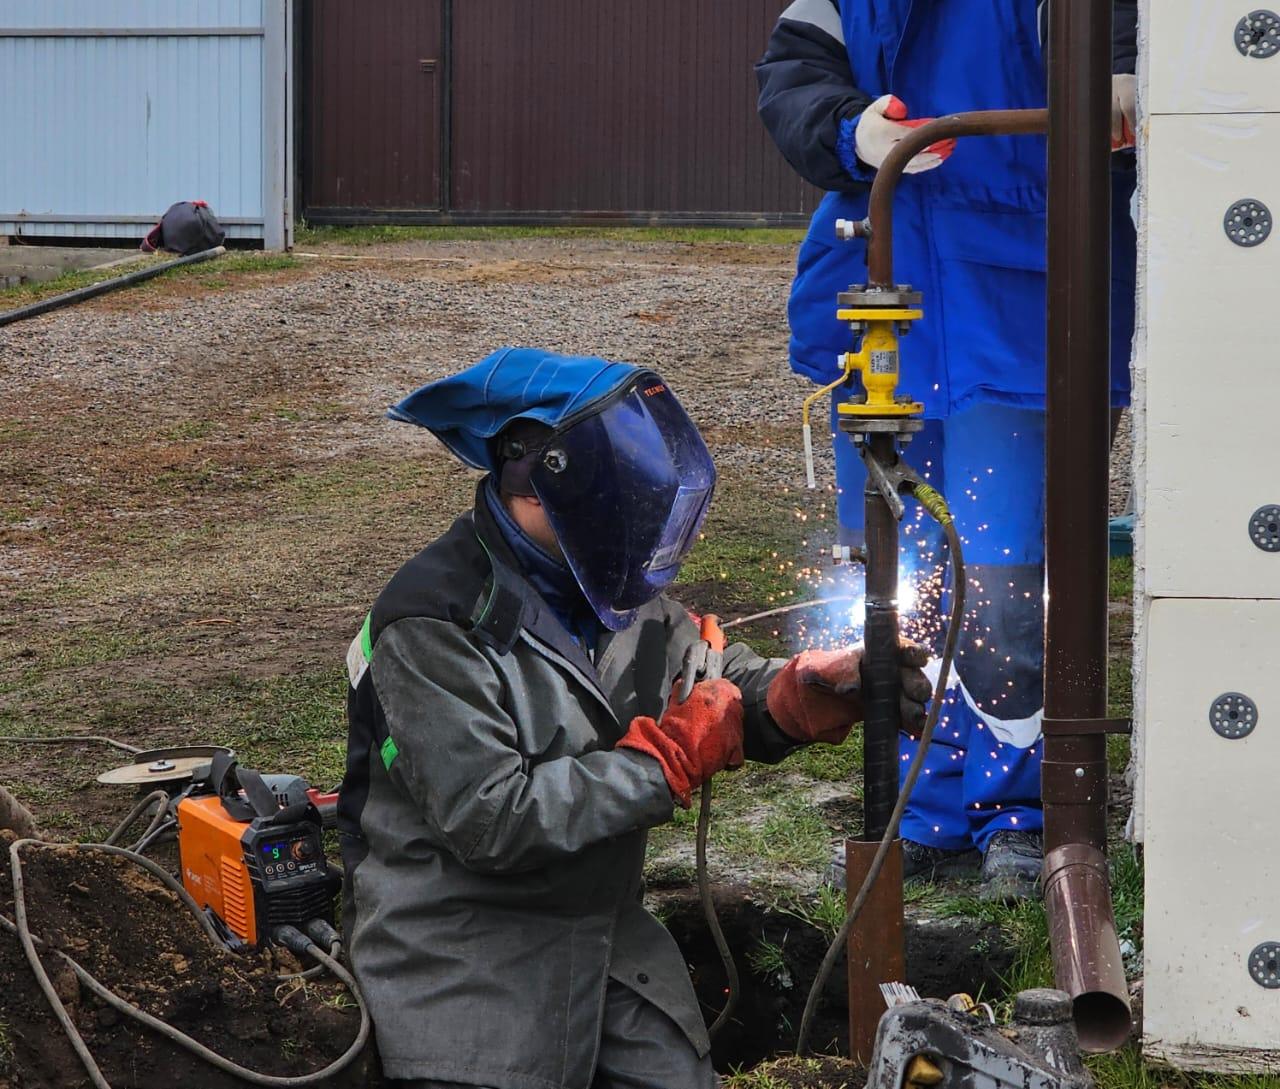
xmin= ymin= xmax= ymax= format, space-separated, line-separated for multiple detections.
xmin=861 ymin=433 xmax=903 ymax=842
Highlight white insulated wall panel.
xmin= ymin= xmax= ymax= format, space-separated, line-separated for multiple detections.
xmin=1142 ymin=597 xmax=1280 ymax=1071
xmin=1142 ymin=112 xmax=1280 ymax=599
xmin=1138 ymin=0 xmax=1280 ymax=1071
xmin=1146 ymin=3 xmax=1280 ymax=115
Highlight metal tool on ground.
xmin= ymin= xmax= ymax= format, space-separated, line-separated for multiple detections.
xmin=867 ymin=988 xmax=1096 ymax=1089
xmin=95 ymin=744 xmax=234 ymax=786
xmin=0 ymin=245 xmax=225 ymax=328
xmin=679 ymin=612 xmax=741 ymax=1038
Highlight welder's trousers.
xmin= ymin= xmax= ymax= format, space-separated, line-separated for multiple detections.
xmin=831 ymin=399 xmax=1046 ymax=852
xmin=394 ymin=980 xmax=719 ymax=1089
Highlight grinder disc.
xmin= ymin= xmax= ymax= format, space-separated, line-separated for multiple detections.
xmin=96 ymin=745 xmax=234 ymax=786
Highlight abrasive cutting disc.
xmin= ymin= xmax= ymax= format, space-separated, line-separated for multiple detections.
xmin=96 ymin=745 xmax=234 ymax=786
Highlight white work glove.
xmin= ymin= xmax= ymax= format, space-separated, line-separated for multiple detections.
xmin=855 ymin=94 xmax=956 ymax=175
xmin=1111 ymin=74 xmax=1137 ymax=150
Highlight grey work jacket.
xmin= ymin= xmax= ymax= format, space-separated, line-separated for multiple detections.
xmin=337 ymin=490 xmax=795 ymax=1088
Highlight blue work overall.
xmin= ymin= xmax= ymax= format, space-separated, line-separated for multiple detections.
xmin=787 ymin=0 xmax=1135 ymax=850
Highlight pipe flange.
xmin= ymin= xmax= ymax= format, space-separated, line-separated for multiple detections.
xmin=1249 ymin=943 xmax=1280 ymax=988
xmin=1210 ymin=692 xmax=1258 ymax=740
xmin=1224 ymin=200 xmax=1272 ymax=247
xmin=1235 ymin=10 xmax=1280 ymax=58
xmin=1248 ymin=504 xmax=1280 ymax=551
xmin=837 ymin=285 xmax=923 ymax=309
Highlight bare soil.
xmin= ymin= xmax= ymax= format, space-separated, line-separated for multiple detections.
xmin=0 ymin=835 xmax=368 ymax=1089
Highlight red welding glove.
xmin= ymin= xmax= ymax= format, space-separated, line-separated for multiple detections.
xmin=616 ymin=679 xmax=745 ymax=808
xmin=767 ymin=642 xmax=933 ymax=745
xmin=855 ymin=94 xmax=957 ymax=174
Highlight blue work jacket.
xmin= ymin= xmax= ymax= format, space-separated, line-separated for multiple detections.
xmin=757 ymin=0 xmax=1138 ymax=416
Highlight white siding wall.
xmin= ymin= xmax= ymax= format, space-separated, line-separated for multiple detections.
xmin=0 ymin=0 xmax=290 ymax=248
xmin=1135 ymin=0 xmax=1280 ymax=1071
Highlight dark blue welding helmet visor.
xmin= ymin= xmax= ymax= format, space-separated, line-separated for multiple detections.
xmin=528 ymin=372 xmax=715 ymax=631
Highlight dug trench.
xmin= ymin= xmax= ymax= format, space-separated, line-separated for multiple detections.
xmin=655 ymin=884 xmax=1016 ymax=1074
xmin=0 ymin=830 xmax=1013 ymax=1087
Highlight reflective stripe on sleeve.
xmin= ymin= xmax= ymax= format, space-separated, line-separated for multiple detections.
xmin=346 ymin=612 xmax=373 ymax=689
xmin=778 ymin=0 xmax=844 ymax=44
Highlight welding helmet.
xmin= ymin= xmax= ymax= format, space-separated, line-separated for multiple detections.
xmin=389 ymin=349 xmax=716 ymax=631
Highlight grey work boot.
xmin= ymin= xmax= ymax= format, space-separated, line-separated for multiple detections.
xmin=824 ymin=840 xmax=980 ymax=889
xmin=902 ymin=839 xmax=981 ymax=881
xmin=979 ymin=830 xmax=1043 ymax=901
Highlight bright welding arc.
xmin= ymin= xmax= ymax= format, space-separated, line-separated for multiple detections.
xmin=794 ymin=499 xmax=965 ymax=1057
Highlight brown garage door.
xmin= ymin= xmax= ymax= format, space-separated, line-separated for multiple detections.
xmin=303 ymin=0 xmax=444 ymax=213
xmin=449 ymin=0 xmax=813 ymax=221
xmin=302 ymin=0 xmax=817 ymax=224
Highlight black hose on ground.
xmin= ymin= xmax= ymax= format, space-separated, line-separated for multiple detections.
xmin=5 ymin=839 xmax=370 ymax=1088
xmin=103 ymin=790 xmax=170 ymax=848
xmin=794 ymin=507 xmax=966 ymax=1057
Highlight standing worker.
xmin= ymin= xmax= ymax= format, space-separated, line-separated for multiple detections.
xmin=337 ymin=348 xmax=931 ymax=1089
xmin=756 ymin=1 xmax=1137 ymax=896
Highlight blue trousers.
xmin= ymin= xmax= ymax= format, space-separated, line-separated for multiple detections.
xmin=832 ymin=398 xmax=1045 ymax=852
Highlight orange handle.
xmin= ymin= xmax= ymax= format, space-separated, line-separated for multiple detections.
xmin=700 ymin=614 xmax=726 ymax=654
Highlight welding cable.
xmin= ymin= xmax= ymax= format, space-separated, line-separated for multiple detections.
xmin=129 ymin=817 xmax=177 ymax=855
xmin=6 ymin=839 xmax=370 ymax=1087
xmin=275 ymin=939 xmax=343 ymax=983
xmin=0 ymin=734 xmax=141 ymax=755
xmin=794 ymin=507 xmax=965 ymax=1057
xmin=696 ymin=780 xmax=739 ymax=1038
xmin=103 ymin=789 xmax=170 ymax=847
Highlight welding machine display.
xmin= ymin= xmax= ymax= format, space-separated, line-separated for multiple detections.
xmin=177 ymin=755 xmax=339 ymax=948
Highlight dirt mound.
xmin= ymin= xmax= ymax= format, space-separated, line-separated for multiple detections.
xmin=739 ymin=1056 xmax=868 ymax=1089
xmin=0 ymin=836 xmax=370 ymax=1089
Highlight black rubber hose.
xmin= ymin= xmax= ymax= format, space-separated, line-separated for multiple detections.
xmin=696 ymin=780 xmax=739 ymax=1038
xmin=795 ymin=511 xmax=966 ymax=1057
xmin=6 ymin=839 xmax=370 ymax=1088
xmin=103 ymin=790 xmax=169 ymax=847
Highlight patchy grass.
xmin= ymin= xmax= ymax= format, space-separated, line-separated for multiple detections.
xmin=0 ymin=251 xmax=298 ymax=307
xmin=1108 ymin=555 xmax=1135 ymax=766
xmin=295 ymin=223 xmax=806 ymax=248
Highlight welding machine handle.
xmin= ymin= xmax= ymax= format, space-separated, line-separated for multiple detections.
xmin=208 ymin=751 xmax=311 ymax=825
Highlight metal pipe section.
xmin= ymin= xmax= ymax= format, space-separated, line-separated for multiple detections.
xmin=866 ymin=110 xmax=1048 ymax=287
xmin=0 ymin=246 xmax=226 ymax=328
xmin=861 ymin=433 xmax=903 ymax=841
xmin=1043 ymin=0 xmax=1131 ymax=1052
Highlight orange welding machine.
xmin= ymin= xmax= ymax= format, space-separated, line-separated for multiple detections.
xmin=176 ymin=753 xmax=339 ymax=949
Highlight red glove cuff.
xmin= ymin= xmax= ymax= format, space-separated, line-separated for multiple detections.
xmin=617 ymin=718 xmax=694 ymax=808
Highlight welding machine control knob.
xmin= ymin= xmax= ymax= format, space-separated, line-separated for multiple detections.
xmin=290 ymin=839 xmax=316 ymax=862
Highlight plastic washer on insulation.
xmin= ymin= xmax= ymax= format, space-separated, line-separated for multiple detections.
xmin=1224 ymin=200 xmax=1273 ymax=248
xmin=1209 ymin=693 xmax=1258 ymax=740
xmin=1249 ymin=943 xmax=1280 ymax=989
xmin=1248 ymin=505 xmax=1280 ymax=551
xmin=1235 ymin=10 xmax=1280 ymax=58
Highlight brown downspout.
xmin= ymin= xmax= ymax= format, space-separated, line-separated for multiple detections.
xmin=1041 ymin=0 xmax=1132 ymax=1053
xmin=856 ymin=9 xmax=1131 ymax=1047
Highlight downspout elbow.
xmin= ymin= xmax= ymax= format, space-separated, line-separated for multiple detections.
xmin=1042 ymin=842 xmax=1132 ymax=1052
